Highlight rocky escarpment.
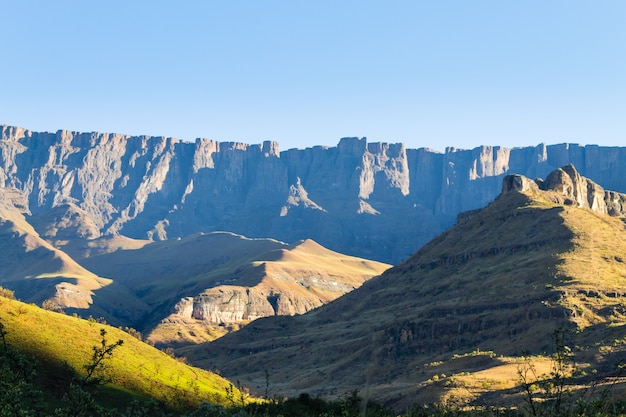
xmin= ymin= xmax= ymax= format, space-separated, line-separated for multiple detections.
xmin=173 ymin=289 xmax=275 ymax=324
xmin=3 ymin=124 xmax=626 ymax=263
xmin=169 ymin=268 xmax=363 ymax=326
xmin=172 ymin=286 xmax=320 ymax=324
xmin=503 ymin=164 xmax=626 ymax=217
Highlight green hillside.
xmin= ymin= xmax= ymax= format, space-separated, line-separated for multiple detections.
xmin=0 ymin=294 xmax=240 ymax=413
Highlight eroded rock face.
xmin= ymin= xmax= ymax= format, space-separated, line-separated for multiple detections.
xmin=502 ymin=164 xmax=626 ymax=217
xmin=3 ymin=125 xmax=626 ymax=263
xmin=171 ymin=287 xmax=320 ymax=325
xmin=172 ymin=290 xmax=274 ymax=324
xmin=51 ymin=282 xmax=94 ymax=310
xmin=501 ymin=174 xmax=540 ymax=194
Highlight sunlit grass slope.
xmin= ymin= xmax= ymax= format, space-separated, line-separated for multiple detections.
xmin=555 ymin=206 xmax=626 ymax=329
xmin=0 ymin=296 xmax=240 ymax=410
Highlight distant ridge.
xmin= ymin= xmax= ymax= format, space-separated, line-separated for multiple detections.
xmin=189 ymin=165 xmax=626 ymax=409
xmin=77 ymin=232 xmax=390 ymax=345
xmin=3 ymin=124 xmax=626 ymax=263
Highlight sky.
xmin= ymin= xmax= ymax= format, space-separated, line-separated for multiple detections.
xmin=1 ymin=1 xmax=625 ymax=153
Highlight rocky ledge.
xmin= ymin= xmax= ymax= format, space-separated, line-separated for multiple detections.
xmin=503 ymin=164 xmax=626 ymax=217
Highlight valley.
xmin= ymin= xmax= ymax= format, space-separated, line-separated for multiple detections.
xmin=2 ymin=124 xmax=626 ymax=414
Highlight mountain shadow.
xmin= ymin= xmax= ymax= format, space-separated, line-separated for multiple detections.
xmin=185 ymin=165 xmax=626 ymax=410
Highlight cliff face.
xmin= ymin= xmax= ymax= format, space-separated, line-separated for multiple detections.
xmin=3 ymin=124 xmax=626 ymax=264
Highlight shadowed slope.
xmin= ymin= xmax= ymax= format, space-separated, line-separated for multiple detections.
xmin=187 ymin=167 xmax=626 ymax=409
xmin=5 ymin=124 xmax=626 ymax=265
xmin=0 ymin=188 xmax=150 ymax=322
xmin=0 ymin=188 xmax=388 ymax=339
xmin=0 ymin=188 xmax=110 ymax=308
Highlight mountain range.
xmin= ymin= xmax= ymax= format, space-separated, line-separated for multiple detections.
xmin=185 ymin=164 xmax=626 ymax=410
xmin=4 ymin=123 xmax=626 ymax=410
xmin=3 ymin=124 xmax=626 ymax=264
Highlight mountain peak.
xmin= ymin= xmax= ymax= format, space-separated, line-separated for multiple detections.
xmin=502 ymin=164 xmax=626 ymax=217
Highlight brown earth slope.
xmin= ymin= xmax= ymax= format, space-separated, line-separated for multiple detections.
xmin=0 ymin=187 xmax=117 ymax=310
xmin=77 ymin=232 xmax=390 ymax=345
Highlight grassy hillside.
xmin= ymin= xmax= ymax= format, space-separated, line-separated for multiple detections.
xmin=0 ymin=211 xmax=109 ymax=302
xmin=0 ymin=295 xmax=240 ymax=412
xmin=80 ymin=232 xmax=388 ymax=306
xmin=78 ymin=232 xmax=389 ymax=346
xmin=187 ymin=183 xmax=626 ymax=410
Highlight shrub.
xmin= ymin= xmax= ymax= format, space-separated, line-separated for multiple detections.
xmin=0 ymin=286 xmax=15 ymax=300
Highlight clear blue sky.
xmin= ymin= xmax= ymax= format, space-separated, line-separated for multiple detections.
xmin=2 ymin=1 xmax=625 ymax=152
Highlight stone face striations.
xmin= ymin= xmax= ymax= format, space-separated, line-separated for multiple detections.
xmin=2 ymin=124 xmax=626 ymax=264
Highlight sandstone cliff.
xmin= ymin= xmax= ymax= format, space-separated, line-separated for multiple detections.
xmin=3 ymin=124 xmax=626 ymax=263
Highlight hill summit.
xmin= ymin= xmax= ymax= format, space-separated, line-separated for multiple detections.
xmin=503 ymin=163 xmax=626 ymax=217
xmin=188 ymin=165 xmax=626 ymax=409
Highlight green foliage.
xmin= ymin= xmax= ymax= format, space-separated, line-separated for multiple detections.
xmin=55 ymin=383 xmax=110 ymax=417
xmin=42 ymin=299 xmax=57 ymax=311
xmin=81 ymin=328 xmax=124 ymax=388
xmin=121 ymin=327 xmax=143 ymax=341
xmin=516 ymin=328 xmax=626 ymax=417
xmin=4 ymin=295 xmax=626 ymax=417
xmin=0 ymin=298 xmax=237 ymax=410
xmin=184 ymin=402 xmax=228 ymax=417
xmin=0 ymin=317 xmax=44 ymax=416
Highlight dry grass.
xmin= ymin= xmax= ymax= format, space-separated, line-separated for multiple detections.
xmin=0 ymin=210 xmax=121 ymax=311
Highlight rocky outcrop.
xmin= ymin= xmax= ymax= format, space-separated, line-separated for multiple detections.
xmin=156 ymin=237 xmax=389 ymax=327
xmin=3 ymin=124 xmax=626 ymax=263
xmin=172 ymin=289 xmax=276 ymax=324
xmin=501 ymin=174 xmax=540 ymax=194
xmin=171 ymin=286 xmax=321 ymax=325
xmin=503 ymin=164 xmax=626 ymax=217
